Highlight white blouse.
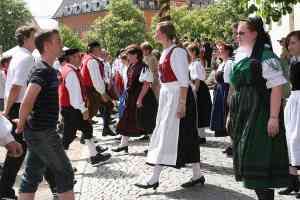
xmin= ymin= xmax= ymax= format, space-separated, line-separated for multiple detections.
xmin=139 ymin=67 xmax=154 ymax=83
xmin=189 ymin=60 xmax=206 ymax=81
xmin=217 ymin=59 xmax=234 ymax=84
xmin=234 ymin=47 xmax=287 ymax=89
xmin=159 ymin=44 xmax=190 ymax=87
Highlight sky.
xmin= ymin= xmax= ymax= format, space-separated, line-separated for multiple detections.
xmin=23 ymin=0 xmax=62 ymax=29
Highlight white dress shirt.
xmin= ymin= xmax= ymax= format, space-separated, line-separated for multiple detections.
xmin=159 ymin=44 xmax=190 ymax=87
xmin=65 ymin=64 xmax=87 ymax=114
xmin=87 ymin=58 xmax=106 ymax=95
xmin=5 ymin=47 xmax=34 ymax=103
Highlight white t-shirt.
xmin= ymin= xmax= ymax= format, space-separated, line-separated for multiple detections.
xmin=189 ymin=60 xmax=206 ymax=81
xmin=5 ymin=47 xmax=34 ymax=103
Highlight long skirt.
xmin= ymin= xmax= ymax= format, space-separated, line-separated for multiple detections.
xmin=230 ymin=86 xmax=289 ymax=189
xmin=196 ymin=81 xmax=212 ymax=128
xmin=147 ymin=82 xmax=200 ymax=168
xmin=210 ymin=82 xmax=229 ymax=137
xmin=284 ymin=90 xmax=300 ymax=167
xmin=117 ymin=89 xmax=157 ymax=137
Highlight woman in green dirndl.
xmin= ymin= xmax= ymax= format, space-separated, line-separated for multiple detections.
xmin=229 ymin=16 xmax=290 ymax=200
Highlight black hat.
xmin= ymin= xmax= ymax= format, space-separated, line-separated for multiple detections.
xmin=87 ymin=41 xmax=100 ymax=52
xmin=64 ymin=48 xmax=80 ymax=57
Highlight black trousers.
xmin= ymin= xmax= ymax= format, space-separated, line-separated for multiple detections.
xmin=61 ymin=107 xmax=93 ymax=150
xmin=0 ymin=103 xmax=27 ymax=198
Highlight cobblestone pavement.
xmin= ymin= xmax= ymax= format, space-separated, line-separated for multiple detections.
xmin=0 ymin=118 xmax=294 ymax=200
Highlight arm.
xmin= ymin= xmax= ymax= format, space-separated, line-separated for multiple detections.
xmin=268 ymin=85 xmax=283 ymax=137
xmin=87 ymin=59 xmax=106 ymax=95
xmin=65 ymin=71 xmax=87 ymax=114
xmin=16 ymin=83 xmax=41 ymax=133
xmin=136 ymin=82 xmax=151 ymax=108
xmin=3 ymin=85 xmax=22 ymax=117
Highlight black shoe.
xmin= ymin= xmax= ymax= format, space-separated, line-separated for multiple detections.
xmin=255 ymin=189 xmax=274 ymax=200
xmin=96 ymin=145 xmax=108 ymax=154
xmin=144 ymin=149 xmax=148 ymax=155
xmin=181 ymin=176 xmax=205 ymax=188
xmin=90 ymin=153 xmax=111 ymax=166
xmin=296 ymin=193 xmax=300 ymax=199
xmin=134 ymin=182 xmax=159 ymax=190
xmin=111 ymin=146 xmax=128 ymax=153
xmin=80 ymin=137 xmax=85 ymax=144
xmin=102 ymin=128 xmax=117 ymax=136
xmin=198 ymin=137 xmax=206 ymax=145
xmin=278 ymin=175 xmax=300 ymax=195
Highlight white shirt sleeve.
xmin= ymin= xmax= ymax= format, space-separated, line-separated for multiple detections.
xmin=65 ymin=71 xmax=87 ymax=114
xmin=0 ymin=115 xmax=14 ymax=146
xmin=87 ymin=59 xmax=106 ymax=95
xmin=12 ymin=56 xmax=34 ymax=86
xmin=139 ymin=68 xmax=154 ymax=83
xmin=223 ymin=60 xmax=233 ymax=84
xmin=170 ymin=48 xmax=190 ymax=87
xmin=262 ymin=58 xmax=287 ymax=89
xmin=189 ymin=61 xmax=206 ymax=81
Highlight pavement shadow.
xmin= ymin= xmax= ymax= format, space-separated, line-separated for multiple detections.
xmin=138 ymin=184 xmax=255 ymax=200
xmin=201 ymin=140 xmax=231 ymax=149
xmin=200 ymin=162 xmax=234 ymax=176
xmin=82 ymin=164 xmax=137 ymax=179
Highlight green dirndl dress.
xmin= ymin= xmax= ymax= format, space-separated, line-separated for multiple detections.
xmin=229 ymin=49 xmax=289 ymax=189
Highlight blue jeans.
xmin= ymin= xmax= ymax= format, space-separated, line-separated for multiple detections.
xmin=20 ymin=128 xmax=74 ymax=193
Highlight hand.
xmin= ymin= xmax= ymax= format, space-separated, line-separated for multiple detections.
xmin=5 ymin=141 xmax=23 ymax=158
xmin=82 ymin=110 xmax=89 ymax=120
xmin=12 ymin=119 xmax=24 ymax=134
xmin=101 ymin=94 xmax=109 ymax=103
xmin=267 ymin=117 xmax=279 ymax=137
xmin=176 ymin=102 xmax=186 ymax=118
xmin=136 ymin=99 xmax=143 ymax=108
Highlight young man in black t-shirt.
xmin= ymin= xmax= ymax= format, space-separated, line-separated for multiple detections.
xmin=15 ymin=30 xmax=75 ymax=200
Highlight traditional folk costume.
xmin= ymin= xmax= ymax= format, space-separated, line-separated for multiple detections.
xmin=116 ymin=62 xmax=157 ymax=137
xmin=146 ymin=45 xmax=200 ymax=168
xmin=229 ymin=47 xmax=289 ymax=189
xmin=189 ymin=59 xmax=212 ymax=140
xmin=80 ymin=54 xmax=114 ymax=135
xmin=210 ymin=59 xmax=233 ymax=137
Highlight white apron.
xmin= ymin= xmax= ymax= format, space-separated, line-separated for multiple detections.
xmin=284 ymin=90 xmax=300 ymax=166
xmin=147 ymin=82 xmax=180 ymax=166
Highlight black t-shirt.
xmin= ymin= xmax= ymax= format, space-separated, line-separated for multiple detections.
xmin=26 ymin=60 xmax=59 ymax=131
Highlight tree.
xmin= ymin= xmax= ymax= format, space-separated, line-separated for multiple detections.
xmin=242 ymin=0 xmax=300 ymax=23
xmin=0 ymin=0 xmax=32 ymax=51
xmin=59 ymin=25 xmax=86 ymax=51
xmin=85 ymin=0 xmax=146 ymax=57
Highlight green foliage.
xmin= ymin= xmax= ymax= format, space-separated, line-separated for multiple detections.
xmin=151 ymin=0 xmax=247 ymax=44
xmin=0 ymin=0 xmax=32 ymax=51
xmin=242 ymin=0 xmax=300 ymax=23
xmin=59 ymin=24 xmax=86 ymax=51
xmin=85 ymin=0 xmax=146 ymax=56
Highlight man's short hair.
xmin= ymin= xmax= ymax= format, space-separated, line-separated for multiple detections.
xmin=15 ymin=25 xmax=37 ymax=46
xmin=35 ymin=29 xmax=59 ymax=54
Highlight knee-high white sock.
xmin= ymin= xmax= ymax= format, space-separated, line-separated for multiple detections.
xmin=192 ymin=162 xmax=202 ymax=180
xmin=148 ymin=165 xmax=163 ymax=184
xmin=86 ymin=139 xmax=98 ymax=157
xmin=120 ymin=136 xmax=129 ymax=147
xmin=198 ymin=128 xmax=206 ymax=138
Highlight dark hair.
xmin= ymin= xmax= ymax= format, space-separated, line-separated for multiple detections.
xmin=15 ymin=26 xmax=37 ymax=46
xmin=87 ymin=41 xmax=101 ymax=53
xmin=157 ymin=21 xmax=177 ymax=41
xmin=286 ymin=30 xmax=300 ymax=50
xmin=187 ymin=43 xmax=200 ymax=57
xmin=35 ymin=29 xmax=59 ymax=54
xmin=140 ymin=42 xmax=153 ymax=52
xmin=126 ymin=44 xmax=143 ymax=62
xmin=217 ymin=42 xmax=234 ymax=57
xmin=0 ymin=56 xmax=12 ymax=65
xmin=240 ymin=16 xmax=272 ymax=61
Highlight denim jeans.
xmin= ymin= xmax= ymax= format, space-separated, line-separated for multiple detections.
xmin=20 ymin=128 xmax=74 ymax=193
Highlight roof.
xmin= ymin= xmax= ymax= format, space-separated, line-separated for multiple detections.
xmin=53 ymin=0 xmax=109 ymax=19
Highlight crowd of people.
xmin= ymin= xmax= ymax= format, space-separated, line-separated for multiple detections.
xmin=0 ymin=15 xmax=300 ymax=200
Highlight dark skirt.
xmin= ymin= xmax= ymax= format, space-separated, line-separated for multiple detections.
xmin=196 ymin=81 xmax=212 ymax=128
xmin=210 ymin=82 xmax=229 ymax=137
xmin=230 ymin=86 xmax=289 ymax=189
xmin=117 ymin=89 xmax=157 ymax=137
